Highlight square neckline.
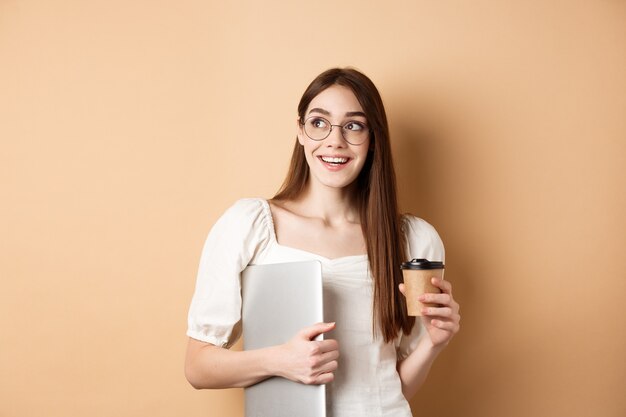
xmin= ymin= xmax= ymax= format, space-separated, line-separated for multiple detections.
xmin=259 ymin=198 xmax=369 ymax=263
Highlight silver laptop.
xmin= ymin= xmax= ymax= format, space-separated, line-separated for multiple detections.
xmin=241 ymin=260 xmax=326 ymax=417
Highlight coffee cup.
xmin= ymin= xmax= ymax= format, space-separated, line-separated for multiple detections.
xmin=400 ymin=258 xmax=445 ymax=316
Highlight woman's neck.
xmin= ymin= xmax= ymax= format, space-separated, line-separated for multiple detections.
xmin=290 ymin=183 xmax=360 ymax=226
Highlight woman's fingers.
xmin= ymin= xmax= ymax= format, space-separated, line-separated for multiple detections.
xmin=313 ymin=371 xmax=335 ymax=384
xmin=429 ymin=318 xmax=460 ymax=332
xmin=431 ymin=277 xmax=452 ymax=294
xmin=282 ymin=324 xmax=341 ymax=385
xmin=422 ymin=307 xmax=461 ymax=326
xmin=418 ymin=292 xmax=452 ymax=305
xmin=422 ymin=306 xmax=454 ymax=317
xmin=399 ymin=277 xmax=461 ymax=345
xmin=317 ymin=339 xmax=339 ymax=354
xmin=317 ymin=343 xmax=340 ymax=359
xmin=419 ymin=292 xmax=459 ymax=313
xmin=301 ymin=345 xmax=339 ymax=385
xmin=316 ymin=357 xmax=338 ymax=374
xmin=299 ymin=322 xmax=336 ymax=340
xmin=399 ymin=279 xmax=452 ymax=298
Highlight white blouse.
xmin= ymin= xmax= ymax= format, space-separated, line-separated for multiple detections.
xmin=187 ymin=198 xmax=445 ymax=417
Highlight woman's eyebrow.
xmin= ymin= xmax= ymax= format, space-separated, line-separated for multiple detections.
xmin=308 ymin=107 xmax=331 ymax=116
xmin=308 ymin=108 xmax=367 ymax=118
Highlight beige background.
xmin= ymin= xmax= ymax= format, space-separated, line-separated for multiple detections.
xmin=1 ymin=1 xmax=625 ymax=416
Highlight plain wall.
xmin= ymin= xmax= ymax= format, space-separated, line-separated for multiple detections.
xmin=1 ymin=1 xmax=625 ymax=416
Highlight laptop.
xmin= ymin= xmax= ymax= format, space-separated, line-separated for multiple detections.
xmin=241 ymin=260 xmax=326 ymax=417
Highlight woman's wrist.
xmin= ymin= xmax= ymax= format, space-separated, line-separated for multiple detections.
xmin=417 ymin=332 xmax=447 ymax=357
xmin=260 ymin=343 xmax=285 ymax=379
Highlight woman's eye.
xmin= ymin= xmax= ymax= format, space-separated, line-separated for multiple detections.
xmin=311 ymin=118 xmax=328 ymax=128
xmin=345 ymin=122 xmax=364 ymax=131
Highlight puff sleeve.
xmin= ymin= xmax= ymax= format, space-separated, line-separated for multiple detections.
xmin=396 ymin=215 xmax=445 ymax=361
xmin=186 ymin=198 xmax=270 ymax=348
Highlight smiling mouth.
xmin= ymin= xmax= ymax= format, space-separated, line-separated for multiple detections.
xmin=319 ymin=156 xmax=350 ymax=165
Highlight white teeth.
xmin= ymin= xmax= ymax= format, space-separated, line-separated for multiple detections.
xmin=320 ymin=156 xmax=348 ymax=164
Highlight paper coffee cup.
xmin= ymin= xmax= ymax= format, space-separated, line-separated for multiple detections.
xmin=401 ymin=258 xmax=445 ymax=316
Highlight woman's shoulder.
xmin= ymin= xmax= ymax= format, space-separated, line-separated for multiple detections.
xmin=223 ymin=197 xmax=267 ymax=216
xmin=210 ymin=197 xmax=271 ymax=233
xmin=401 ymin=213 xmax=445 ymax=261
xmin=401 ymin=213 xmax=439 ymax=236
xmin=222 ymin=197 xmax=267 ymax=219
xmin=201 ymin=197 xmax=272 ymax=258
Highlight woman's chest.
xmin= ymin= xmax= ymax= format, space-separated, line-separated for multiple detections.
xmin=271 ymin=207 xmax=367 ymax=259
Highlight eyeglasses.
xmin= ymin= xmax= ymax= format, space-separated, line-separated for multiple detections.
xmin=300 ymin=116 xmax=370 ymax=145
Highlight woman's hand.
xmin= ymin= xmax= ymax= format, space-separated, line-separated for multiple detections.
xmin=399 ymin=278 xmax=460 ymax=347
xmin=396 ymin=279 xmax=459 ymax=398
xmin=276 ymin=322 xmax=339 ymax=385
xmin=184 ymin=322 xmax=338 ymax=389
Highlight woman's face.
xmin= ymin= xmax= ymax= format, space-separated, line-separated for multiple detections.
xmin=297 ymin=84 xmax=370 ymax=192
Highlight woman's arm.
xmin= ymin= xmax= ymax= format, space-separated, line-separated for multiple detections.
xmin=397 ymin=277 xmax=460 ymax=399
xmin=185 ymin=322 xmax=339 ymax=389
xmin=396 ymin=334 xmax=444 ymax=398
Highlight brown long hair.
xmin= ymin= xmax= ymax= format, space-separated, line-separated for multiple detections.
xmin=273 ymin=68 xmax=414 ymax=342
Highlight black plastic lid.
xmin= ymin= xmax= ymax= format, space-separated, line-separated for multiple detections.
xmin=400 ymin=258 xmax=445 ymax=270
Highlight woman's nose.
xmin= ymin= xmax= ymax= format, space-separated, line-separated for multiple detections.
xmin=325 ymin=125 xmax=346 ymax=146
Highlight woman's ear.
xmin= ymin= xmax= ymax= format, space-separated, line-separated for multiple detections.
xmin=296 ymin=116 xmax=305 ymax=145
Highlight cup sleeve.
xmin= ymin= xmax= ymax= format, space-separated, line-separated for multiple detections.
xmin=186 ymin=199 xmax=269 ymax=348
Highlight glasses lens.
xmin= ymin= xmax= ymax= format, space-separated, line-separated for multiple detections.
xmin=304 ymin=117 xmax=330 ymax=140
xmin=342 ymin=121 xmax=369 ymax=145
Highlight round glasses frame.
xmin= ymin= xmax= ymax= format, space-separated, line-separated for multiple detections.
xmin=300 ymin=116 xmax=370 ymax=146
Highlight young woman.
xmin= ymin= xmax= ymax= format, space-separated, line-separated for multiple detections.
xmin=185 ymin=68 xmax=461 ymax=416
